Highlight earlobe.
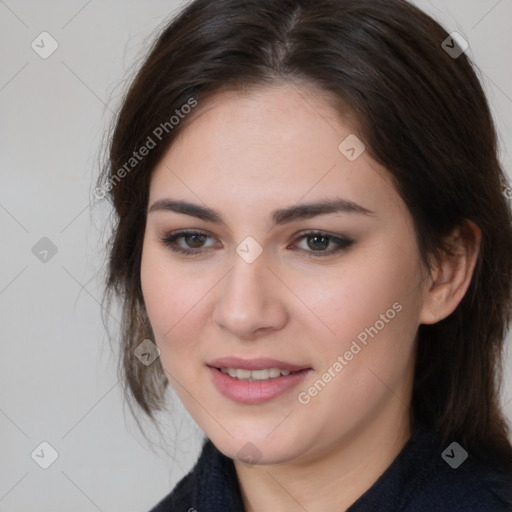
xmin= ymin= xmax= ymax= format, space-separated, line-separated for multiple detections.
xmin=419 ymin=221 xmax=481 ymax=325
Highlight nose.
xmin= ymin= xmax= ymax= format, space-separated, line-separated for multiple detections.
xmin=213 ymin=252 xmax=288 ymax=340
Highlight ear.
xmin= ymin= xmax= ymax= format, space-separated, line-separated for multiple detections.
xmin=419 ymin=220 xmax=481 ymax=325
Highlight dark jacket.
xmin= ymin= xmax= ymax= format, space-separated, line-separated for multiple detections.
xmin=149 ymin=424 xmax=512 ymax=511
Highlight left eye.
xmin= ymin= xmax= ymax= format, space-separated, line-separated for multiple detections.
xmin=292 ymin=232 xmax=354 ymax=256
xmin=160 ymin=230 xmax=354 ymax=257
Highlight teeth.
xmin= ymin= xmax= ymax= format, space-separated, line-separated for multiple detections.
xmin=268 ymin=368 xmax=281 ymax=378
xmin=236 ymin=369 xmax=252 ymax=379
xmin=220 ymin=367 xmax=295 ymax=381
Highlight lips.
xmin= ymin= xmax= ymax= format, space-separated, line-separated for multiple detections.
xmin=207 ymin=357 xmax=312 ymax=404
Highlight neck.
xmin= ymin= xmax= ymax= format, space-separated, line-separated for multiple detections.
xmin=234 ymin=403 xmax=412 ymax=512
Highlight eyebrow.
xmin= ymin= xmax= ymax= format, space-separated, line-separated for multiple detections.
xmin=148 ymin=198 xmax=375 ymax=226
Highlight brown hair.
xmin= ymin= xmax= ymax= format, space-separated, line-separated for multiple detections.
xmin=98 ymin=0 xmax=512 ymax=472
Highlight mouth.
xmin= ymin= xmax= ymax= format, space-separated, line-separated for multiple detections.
xmin=207 ymin=357 xmax=312 ymax=404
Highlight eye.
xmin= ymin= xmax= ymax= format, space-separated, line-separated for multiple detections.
xmin=160 ymin=229 xmax=354 ymax=258
xmin=160 ymin=230 xmax=218 ymax=255
xmin=291 ymin=231 xmax=354 ymax=257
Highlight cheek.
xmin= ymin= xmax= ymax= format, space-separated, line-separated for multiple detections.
xmin=140 ymin=243 xmax=199 ymax=348
xmin=297 ymin=252 xmax=420 ymax=429
xmin=302 ymin=240 xmax=422 ymax=354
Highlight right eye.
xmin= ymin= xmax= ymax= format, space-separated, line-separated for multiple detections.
xmin=160 ymin=230 xmax=219 ymax=256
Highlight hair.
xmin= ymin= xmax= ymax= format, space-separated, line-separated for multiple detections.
xmin=98 ymin=0 xmax=512 ymax=473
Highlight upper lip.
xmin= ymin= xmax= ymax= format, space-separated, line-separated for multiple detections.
xmin=208 ymin=357 xmax=310 ymax=372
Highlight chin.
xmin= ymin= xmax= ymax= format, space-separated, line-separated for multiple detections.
xmin=205 ymin=425 xmax=309 ymax=466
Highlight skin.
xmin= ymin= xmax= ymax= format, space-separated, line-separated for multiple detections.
xmin=140 ymin=82 xmax=480 ymax=511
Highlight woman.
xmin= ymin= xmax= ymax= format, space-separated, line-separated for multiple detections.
xmin=97 ymin=0 xmax=512 ymax=510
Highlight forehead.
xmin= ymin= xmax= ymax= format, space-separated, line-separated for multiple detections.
xmin=175 ymin=82 xmax=350 ymax=158
xmin=148 ymin=83 xmax=400 ymax=218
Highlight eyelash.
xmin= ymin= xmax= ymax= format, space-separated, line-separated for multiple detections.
xmin=160 ymin=229 xmax=354 ymax=258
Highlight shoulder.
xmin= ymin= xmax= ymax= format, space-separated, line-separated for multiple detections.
xmin=148 ymin=467 xmax=196 ymax=511
xmin=349 ymin=425 xmax=512 ymax=512
xmin=403 ymin=437 xmax=512 ymax=511
xmin=413 ymin=460 xmax=512 ymax=511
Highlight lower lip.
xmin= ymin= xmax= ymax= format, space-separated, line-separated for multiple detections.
xmin=208 ymin=366 xmax=310 ymax=404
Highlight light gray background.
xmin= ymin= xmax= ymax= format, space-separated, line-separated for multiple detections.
xmin=1 ymin=1 xmax=511 ymax=511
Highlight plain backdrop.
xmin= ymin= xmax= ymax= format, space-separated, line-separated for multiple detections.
xmin=1 ymin=0 xmax=511 ymax=510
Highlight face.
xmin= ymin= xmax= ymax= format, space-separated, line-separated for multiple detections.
xmin=140 ymin=83 xmax=429 ymax=466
